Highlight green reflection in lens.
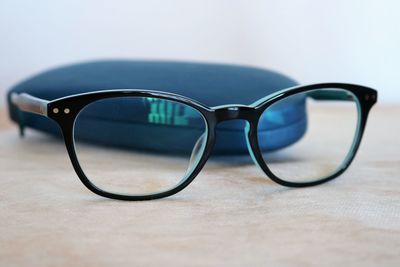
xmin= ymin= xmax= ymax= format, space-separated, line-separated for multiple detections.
xmin=144 ymin=97 xmax=199 ymax=126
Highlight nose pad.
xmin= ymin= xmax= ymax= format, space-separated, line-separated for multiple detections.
xmin=186 ymin=133 xmax=207 ymax=175
xmin=245 ymin=122 xmax=264 ymax=171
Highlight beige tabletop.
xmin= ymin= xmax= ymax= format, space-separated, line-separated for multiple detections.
xmin=0 ymin=105 xmax=399 ymax=267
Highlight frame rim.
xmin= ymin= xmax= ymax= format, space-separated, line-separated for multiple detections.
xmin=37 ymin=83 xmax=378 ymax=200
xmin=247 ymin=83 xmax=377 ymax=187
xmin=48 ymin=90 xmax=216 ymax=200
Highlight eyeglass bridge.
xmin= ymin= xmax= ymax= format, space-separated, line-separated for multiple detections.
xmin=214 ymin=105 xmax=255 ymax=122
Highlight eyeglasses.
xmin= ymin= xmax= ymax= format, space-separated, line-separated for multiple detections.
xmin=11 ymin=83 xmax=377 ymax=200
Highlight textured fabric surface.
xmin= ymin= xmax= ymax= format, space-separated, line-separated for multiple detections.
xmin=0 ymin=105 xmax=399 ymax=267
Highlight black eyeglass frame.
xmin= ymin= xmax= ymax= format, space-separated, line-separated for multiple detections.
xmin=11 ymin=83 xmax=377 ymax=200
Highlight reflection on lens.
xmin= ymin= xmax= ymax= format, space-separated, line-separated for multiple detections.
xmin=73 ymin=96 xmax=207 ymax=196
xmin=258 ymin=89 xmax=360 ymax=183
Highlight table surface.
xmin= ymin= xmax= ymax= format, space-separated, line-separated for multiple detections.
xmin=0 ymin=105 xmax=399 ymax=267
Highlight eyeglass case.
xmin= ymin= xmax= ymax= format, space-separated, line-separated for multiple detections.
xmin=7 ymin=60 xmax=305 ymax=155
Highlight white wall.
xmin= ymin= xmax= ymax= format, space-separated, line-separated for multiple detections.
xmin=0 ymin=0 xmax=399 ymax=107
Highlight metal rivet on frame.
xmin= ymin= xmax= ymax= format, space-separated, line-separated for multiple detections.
xmin=365 ymin=94 xmax=370 ymax=100
xmin=64 ymin=108 xmax=70 ymax=114
xmin=53 ymin=108 xmax=59 ymax=114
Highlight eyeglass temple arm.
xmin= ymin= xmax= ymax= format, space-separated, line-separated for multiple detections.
xmin=10 ymin=93 xmax=49 ymax=137
xmin=308 ymin=90 xmax=354 ymax=101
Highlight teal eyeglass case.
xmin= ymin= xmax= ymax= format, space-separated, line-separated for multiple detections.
xmin=7 ymin=60 xmax=305 ymax=154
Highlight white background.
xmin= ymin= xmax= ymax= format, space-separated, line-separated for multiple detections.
xmin=1 ymin=0 xmax=399 ymax=107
